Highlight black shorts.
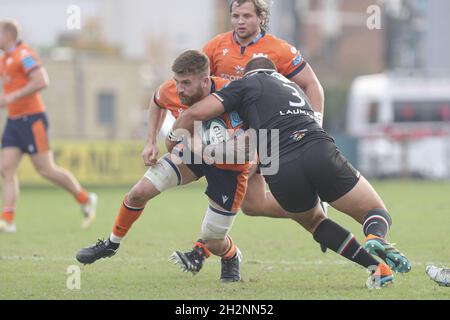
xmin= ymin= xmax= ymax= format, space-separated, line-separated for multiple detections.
xmin=1 ymin=113 xmax=49 ymax=154
xmin=264 ymin=139 xmax=360 ymax=213
xmin=186 ymin=162 xmax=248 ymax=213
xmin=172 ymin=145 xmax=248 ymax=213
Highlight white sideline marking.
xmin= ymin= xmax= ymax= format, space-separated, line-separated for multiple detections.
xmin=0 ymin=255 xmax=73 ymax=262
xmin=0 ymin=255 xmax=438 ymax=268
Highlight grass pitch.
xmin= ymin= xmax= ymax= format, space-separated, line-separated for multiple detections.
xmin=0 ymin=180 xmax=449 ymax=300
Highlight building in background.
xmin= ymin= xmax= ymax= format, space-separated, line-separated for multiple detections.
xmin=2 ymin=1 xmax=450 ymax=180
xmin=1 ymin=0 xmax=221 ymax=140
xmin=270 ymin=0 xmax=450 ymax=179
xmin=40 ymin=56 xmax=145 ymax=140
xmin=1 ymin=0 xmax=217 ymax=59
xmin=271 ymin=0 xmax=385 ymax=84
xmin=271 ymin=0 xmax=450 ymax=81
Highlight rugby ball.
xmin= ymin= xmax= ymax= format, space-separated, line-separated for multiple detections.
xmin=201 ymin=117 xmax=230 ymax=145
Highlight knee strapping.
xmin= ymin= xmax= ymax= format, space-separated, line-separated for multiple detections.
xmin=200 ymin=205 xmax=236 ymax=240
xmin=143 ymin=156 xmax=181 ymax=192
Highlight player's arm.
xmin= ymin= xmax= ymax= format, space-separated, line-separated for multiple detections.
xmin=0 ymin=67 xmax=49 ymax=108
xmin=290 ymin=63 xmax=324 ymax=115
xmin=142 ymin=98 xmax=167 ymax=166
xmin=165 ymin=95 xmax=225 ymax=152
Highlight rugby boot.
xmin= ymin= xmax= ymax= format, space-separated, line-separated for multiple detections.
xmin=426 ymin=266 xmax=450 ymax=287
xmin=76 ymin=238 xmax=119 ymax=264
xmin=169 ymin=244 xmax=209 ymax=275
xmin=220 ymin=247 xmax=243 ymax=283
xmin=364 ymin=234 xmax=411 ymax=273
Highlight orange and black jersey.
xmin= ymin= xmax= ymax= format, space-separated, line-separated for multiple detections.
xmin=154 ymin=76 xmax=230 ymax=118
xmin=0 ymin=42 xmax=45 ymax=118
xmin=203 ymin=30 xmax=306 ymax=81
xmin=154 ymin=76 xmax=251 ymax=172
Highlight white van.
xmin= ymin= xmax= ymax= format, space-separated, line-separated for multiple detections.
xmin=347 ymin=73 xmax=450 ymax=179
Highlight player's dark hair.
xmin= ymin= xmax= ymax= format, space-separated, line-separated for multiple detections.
xmin=230 ymin=0 xmax=270 ymax=30
xmin=0 ymin=19 xmax=20 ymax=41
xmin=244 ymin=56 xmax=277 ymax=75
xmin=171 ymin=50 xmax=210 ymax=76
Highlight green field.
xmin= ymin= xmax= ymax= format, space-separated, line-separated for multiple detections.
xmin=1 ymin=180 xmax=449 ymax=300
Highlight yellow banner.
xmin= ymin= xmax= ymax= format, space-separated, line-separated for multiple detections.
xmin=17 ymin=141 xmax=150 ymax=187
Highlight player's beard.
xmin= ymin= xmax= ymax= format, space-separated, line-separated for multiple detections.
xmin=235 ymin=25 xmax=260 ymax=42
xmin=237 ymin=29 xmax=253 ymax=40
xmin=179 ymin=87 xmax=204 ymax=106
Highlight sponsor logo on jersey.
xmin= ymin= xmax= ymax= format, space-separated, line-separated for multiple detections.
xmin=291 ymin=46 xmax=297 ymax=54
xmin=22 ymin=55 xmax=37 ymax=70
xmin=290 ymin=129 xmax=308 ymax=142
xmin=253 ymin=53 xmax=268 ymax=58
xmin=280 ymin=108 xmax=314 ymax=119
xmin=223 ymin=48 xmax=229 ymax=56
xmin=229 ymin=111 xmax=243 ymax=128
xmin=220 ymin=73 xmax=243 ymax=81
xmin=293 ymin=53 xmax=302 ymax=66
xmin=234 ymin=65 xmax=245 ymax=75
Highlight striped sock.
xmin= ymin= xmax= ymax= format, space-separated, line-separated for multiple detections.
xmin=313 ymin=219 xmax=379 ymax=269
xmin=219 ymin=235 xmax=237 ymax=261
xmin=111 ymin=196 xmax=145 ymax=243
xmin=363 ymin=208 xmax=392 ymax=238
xmin=2 ymin=207 xmax=15 ymax=223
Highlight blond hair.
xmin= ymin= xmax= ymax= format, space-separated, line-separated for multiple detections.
xmin=0 ymin=19 xmax=21 ymax=41
xmin=230 ymin=0 xmax=270 ymax=30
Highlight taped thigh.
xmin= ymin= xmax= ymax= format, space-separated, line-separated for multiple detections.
xmin=143 ymin=156 xmax=182 ymax=192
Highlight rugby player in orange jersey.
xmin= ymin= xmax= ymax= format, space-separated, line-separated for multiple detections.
xmin=0 ymin=19 xmax=97 ymax=233
xmin=203 ymin=0 xmax=329 ymax=225
xmin=201 ymin=0 xmax=329 ymax=254
xmin=76 ymin=50 xmax=251 ymax=282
